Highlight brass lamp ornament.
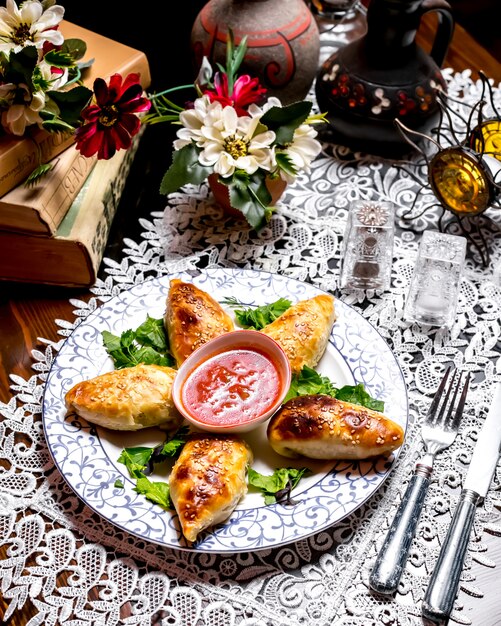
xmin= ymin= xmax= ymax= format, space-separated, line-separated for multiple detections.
xmin=428 ymin=146 xmax=498 ymax=217
xmin=468 ymin=72 xmax=501 ymax=161
xmin=394 ymin=80 xmax=501 ymax=265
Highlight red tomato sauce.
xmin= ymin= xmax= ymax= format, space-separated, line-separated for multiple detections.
xmin=181 ymin=348 xmax=282 ymax=426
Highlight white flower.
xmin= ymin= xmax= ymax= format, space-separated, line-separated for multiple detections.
xmin=194 ymin=56 xmax=213 ymax=88
xmin=277 ymin=123 xmax=322 ymax=183
xmin=0 ymin=82 xmax=44 ymax=135
xmin=173 ymin=95 xmax=224 ymax=150
xmin=198 ymin=104 xmax=276 ymax=177
xmin=247 ymin=96 xmax=282 ymax=118
xmin=0 ymin=0 xmax=64 ymax=54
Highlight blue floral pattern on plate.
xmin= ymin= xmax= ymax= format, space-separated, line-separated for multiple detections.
xmin=42 ymin=268 xmax=408 ymax=553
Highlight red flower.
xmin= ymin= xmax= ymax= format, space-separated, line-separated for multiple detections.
xmin=75 ymin=73 xmax=151 ymax=160
xmin=203 ymin=72 xmax=267 ymax=116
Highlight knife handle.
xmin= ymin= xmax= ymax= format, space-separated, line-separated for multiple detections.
xmin=422 ymin=489 xmax=481 ymax=625
xmin=369 ymin=469 xmax=431 ymax=595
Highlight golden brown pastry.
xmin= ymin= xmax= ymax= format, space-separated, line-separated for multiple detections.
xmin=169 ymin=433 xmax=253 ymax=542
xmin=65 ymin=364 xmax=182 ymax=431
xmin=260 ymin=294 xmax=336 ymax=374
xmin=267 ymin=394 xmax=404 ymax=460
xmin=164 ymin=278 xmax=234 ymax=367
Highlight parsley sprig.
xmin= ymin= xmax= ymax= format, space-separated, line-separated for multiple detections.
xmin=222 ymin=296 xmax=292 ymax=329
xmin=248 ymin=467 xmax=310 ymax=505
xmin=102 ymin=315 xmax=174 ymax=369
xmin=116 ymin=427 xmax=189 ymax=508
xmin=285 ymin=365 xmax=385 ymax=412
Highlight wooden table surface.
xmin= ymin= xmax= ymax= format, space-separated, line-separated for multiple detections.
xmin=1 ymin=15 xmax=501 ymax=626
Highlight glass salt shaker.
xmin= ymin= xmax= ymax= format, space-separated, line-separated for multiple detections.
xmin=403 ymin=230 xmax=467 ymax=328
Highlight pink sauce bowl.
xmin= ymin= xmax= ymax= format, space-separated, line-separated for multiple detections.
xmin=172 ymin=330 xmax=292 ymax=433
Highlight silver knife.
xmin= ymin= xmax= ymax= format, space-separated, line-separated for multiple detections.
xmin=422 ymin=382 xmax=501 ymax=625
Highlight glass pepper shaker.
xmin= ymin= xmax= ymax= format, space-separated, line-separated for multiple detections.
xmin=339 ymin=199 xmax=395 ymax=290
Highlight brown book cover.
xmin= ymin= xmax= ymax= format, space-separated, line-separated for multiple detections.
xmin=0 ymin=146 xmax=97 ymax=235
xmin=0 ymin=132 xmax=141 ymax=288
xmin=0 ymin=20 xmax=151 ymax=198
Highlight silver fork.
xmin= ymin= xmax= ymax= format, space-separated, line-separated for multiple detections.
xmin=369 ymin=366 xmax=470 ymax=596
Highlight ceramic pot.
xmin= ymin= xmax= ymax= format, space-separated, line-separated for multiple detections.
xmin=208 ymin=173 xmax=287 ymax=219
xmin=315 ymin=0 xmax=455 ymax=157
xmin=191 ymin=0 xmax=320 ymax=105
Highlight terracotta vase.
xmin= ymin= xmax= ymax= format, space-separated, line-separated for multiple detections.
xmin=208 ymin=173 xmax=287 ymax=220
xmin=191 ymin=0 xmax=320 ymax=105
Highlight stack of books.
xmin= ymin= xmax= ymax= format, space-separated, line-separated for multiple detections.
xmin=0 ymin=21 xmax=151 ymax=288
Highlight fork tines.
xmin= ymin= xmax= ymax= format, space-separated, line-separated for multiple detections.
xmin=429 ymin=366 xmax=470 ymax=428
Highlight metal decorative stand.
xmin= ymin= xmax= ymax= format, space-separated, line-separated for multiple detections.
xmin=394 ymin=73 xmax=501 ymax=266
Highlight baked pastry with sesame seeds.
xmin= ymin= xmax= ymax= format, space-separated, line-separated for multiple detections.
xmin=169 ymin=433 xmax=253 ymax=542
xmin=267 ymin=394 xmax=404 ymax=460
xmin=260 ymin=294 xmax=336 ymax=374
xmin=64 ymin=364 xmax=182 ymax=431
xmin=164 ymin=279 xmax=234 ymax=367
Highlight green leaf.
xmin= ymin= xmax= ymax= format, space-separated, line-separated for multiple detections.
xmin=102 ymin=329 xmax=138 ymax=368
xmin=224 ymin=28 xmax=248 ymax=94
xmin=160 ymin=143 xmax=212 ymax=195
xmin=161 ymin=426 xmax=190 ymax=457
xmin=248 ymin=467 xmax=310 ymax=504
xmin=8 ymin=46 xmax=38 ymax=87
xmin=102 ymin=330 xmax=122 ymax=352
xmin=43 ymin=49 xmax=75 ymax=68
xmin=261 ymin=101 xmax=313 ymax=145
xmin=134 ymin=475 xmax=171 ymax=509
xmin=133 ymin=345 xmax=171 ymax=366
xmin=114 ymin=479 xmax=124 ymax=489
xmin=117 ymin=427 xmax=188 ymax=494
xmin=284 ymin=366 xmax=385 ymax=411
xmin=284 ymin=365 xmax=338 ymax=402
xmin=222 ymin=296 xmax=292 ymax=329
xmin=47 ymin=85 xmax=93 ymax=125
xmin=121 ymin=329 xmax=136 ymax=348
xmin=40 ymin=117 xmax=75 ymax=133
xmin=135 ymin=315 xmax=168 ymax=350
xmin=62 ymin=38 xmax=88 ymax=62
xmin=101 ymin=317 xmax=174 ymax=369
xmin=23 ymin=163 xmax=54 ymax=187
xmin=335 ymin=383 xmax=385 ymax=412
xmin=228 ymin=170 xmax=272 ymax=231
xmin=32 ymin=65 xmax=52 ymax=92
xmin=117 ymin=447 xmax=153 ymax=478
xmin=275 ymin=152 xmax=297 ymax=178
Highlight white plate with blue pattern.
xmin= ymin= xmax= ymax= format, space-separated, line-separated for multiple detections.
xmin=42 ymin=268 xmax=408 ymax=553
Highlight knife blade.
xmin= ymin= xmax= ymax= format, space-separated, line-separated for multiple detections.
xmin=422 ymin=382 xmax=501 ymax=625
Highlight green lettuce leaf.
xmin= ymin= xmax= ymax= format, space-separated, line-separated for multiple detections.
xmin=334 ymin=383 xmax=385 ymax=412
xmin=248 ymin=467 xmax=310 ymax=505
xmin=117 ymin=447 xmax=153 ymax=478
xmin=285 ymin=366 xmax=385 ymax=411
xmin=101 ymin=315 xmax=174 ymax=369
xmin=134 ymin=476 xmax=171 ymax=509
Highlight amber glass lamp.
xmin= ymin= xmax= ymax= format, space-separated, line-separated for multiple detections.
xmin=428 ymin=146 xmax=498 ymax=217
xmin=394 ymin=82 xmax=501 ymax=265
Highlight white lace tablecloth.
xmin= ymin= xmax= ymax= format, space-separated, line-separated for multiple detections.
xmin=1 ymin=69 xmax=501 ymax=626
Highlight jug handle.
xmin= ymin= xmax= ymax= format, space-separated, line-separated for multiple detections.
xmin=419 ymin=0 xmax=455 ymax=67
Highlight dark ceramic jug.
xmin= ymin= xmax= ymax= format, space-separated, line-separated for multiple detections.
xmin=315 ymin=0 xmax=455 ymax=156
xmin=191 ymin=0 xmax=320 ymax=105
